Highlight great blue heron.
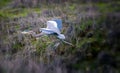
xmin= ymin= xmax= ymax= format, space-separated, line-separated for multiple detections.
xmin=38 ymin=19 xmax=65 ymax=39
xmin=21 ymin=19 xmax=73 ymax=46
xmin=22 ymin=19 xmax=65 ymax=39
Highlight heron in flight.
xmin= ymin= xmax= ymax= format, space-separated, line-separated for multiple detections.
xmin=21 ymin=19 xmax=73 ymax=46
xmin=22 ymin=19 xmax=65 ymax=39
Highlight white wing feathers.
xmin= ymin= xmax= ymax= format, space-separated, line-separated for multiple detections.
xmin=40 ymin=21 xmax=61 ymax=34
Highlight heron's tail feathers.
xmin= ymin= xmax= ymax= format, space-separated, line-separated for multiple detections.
xmin=57 ymin=34 xmax=65 ymax=39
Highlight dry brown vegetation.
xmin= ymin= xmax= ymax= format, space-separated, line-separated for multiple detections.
xmin=0 ymin=0 xmax=120 ymax=73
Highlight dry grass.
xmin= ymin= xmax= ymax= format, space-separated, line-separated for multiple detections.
xmin=0 ymin=1 xmax=120 ymax=73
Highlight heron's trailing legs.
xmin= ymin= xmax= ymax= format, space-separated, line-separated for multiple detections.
xmin=61 ymin=40 xmax=74 ymax=47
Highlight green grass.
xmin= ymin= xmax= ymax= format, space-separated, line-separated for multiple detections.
xmin=0 ymin=8 xmax=41 ymax=18
xmin=76 ymin=38 xmax=95 ymax=48
xmin=0 ymin=0 xmax=12 ymax=8
xmin=93 ymin=2 xmax=120 ymax=13
xmin=0 ymin=0 xmax=41 ymax=18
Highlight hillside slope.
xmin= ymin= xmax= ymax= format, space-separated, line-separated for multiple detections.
xmin=0 ymin=0 xmax=120 ymax=73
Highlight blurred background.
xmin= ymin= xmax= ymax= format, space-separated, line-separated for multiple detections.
xmin=0 ymin=0 xmax=120 ymax=73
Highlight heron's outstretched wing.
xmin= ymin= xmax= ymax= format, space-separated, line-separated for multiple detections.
xmin=53 ymin=19 xmax=62 ymax=31
xmin=40 ymin=21 xmax=61 ymax=34
xmin=47 ymin=21 xmax=58 ymax=29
